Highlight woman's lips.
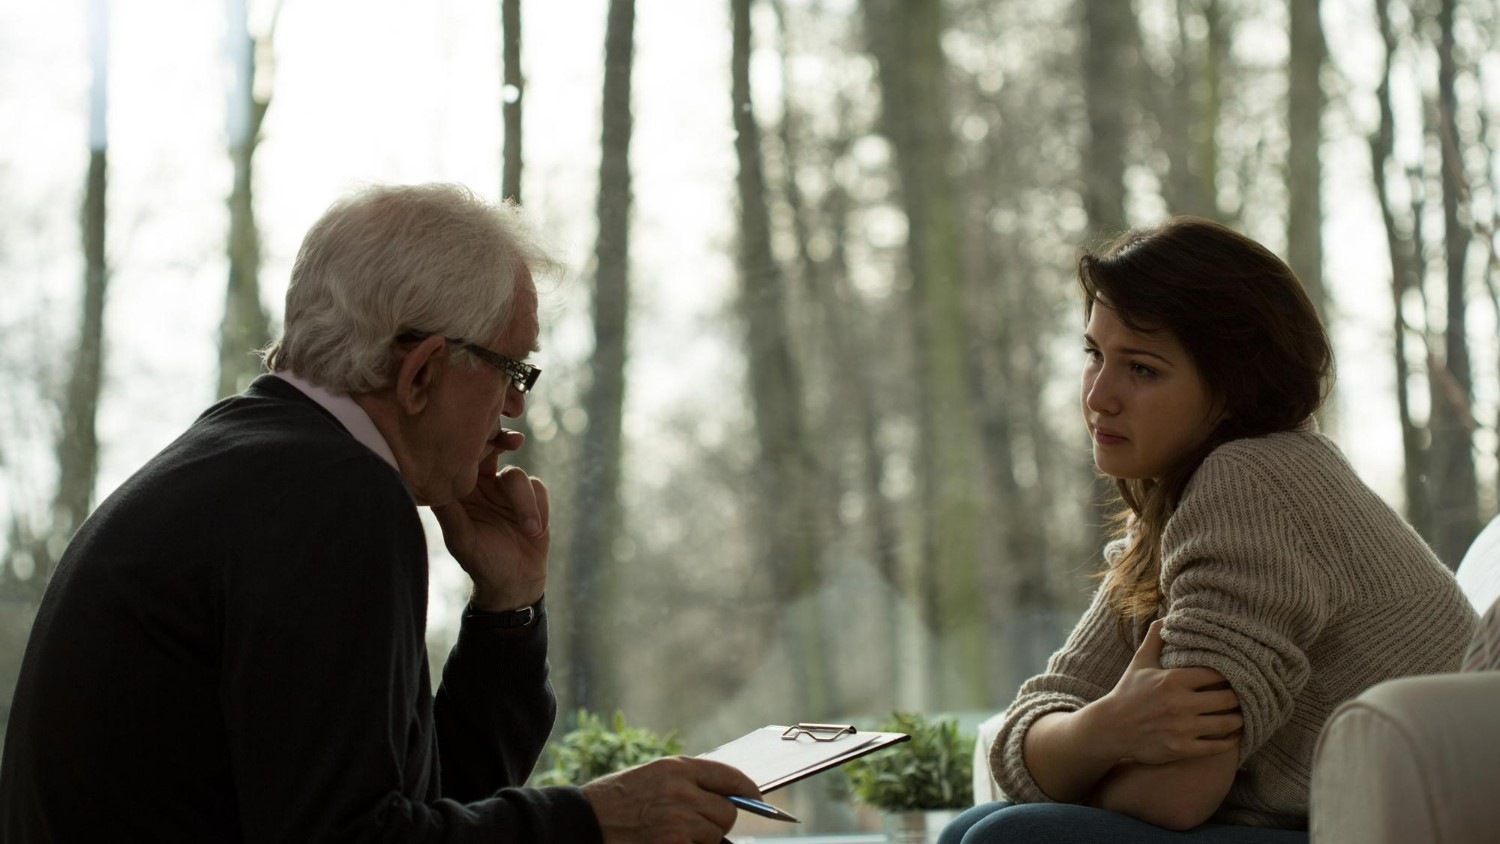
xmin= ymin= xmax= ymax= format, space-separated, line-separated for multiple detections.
xmin=1092 ymin=426 xmax=1127 ymax=445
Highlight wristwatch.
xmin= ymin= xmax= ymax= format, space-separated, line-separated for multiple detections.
xmin=489 ymin=601 xmax=540 ymax=629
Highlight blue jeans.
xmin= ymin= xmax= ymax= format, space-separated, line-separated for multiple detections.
xmin=938 ymin=802 xmax=1309 ymax=844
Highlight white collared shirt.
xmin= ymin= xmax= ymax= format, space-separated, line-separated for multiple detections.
xmin=271 ymin=371 xmax=400 ymax=473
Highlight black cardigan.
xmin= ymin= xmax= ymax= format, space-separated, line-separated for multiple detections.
xmin=0 ymin=375 xmax=602 ymax=843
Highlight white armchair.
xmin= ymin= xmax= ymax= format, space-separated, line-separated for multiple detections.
xmin=1309 ymin=515 xmax=1500 ymax=844
xmin=972 ymin=710 xmax=1005 ymax=804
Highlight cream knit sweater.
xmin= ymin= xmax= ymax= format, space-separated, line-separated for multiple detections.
xmin=989 ymin=431 xmax=1478 ymax=829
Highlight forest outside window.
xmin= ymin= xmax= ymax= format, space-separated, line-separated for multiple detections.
xmin=0 ymin=0 xmax=1497 ymax=837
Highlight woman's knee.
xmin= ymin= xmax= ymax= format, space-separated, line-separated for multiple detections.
xmin=936 ymin=802 xmax=1012 ymax=844
xmin=955 ymin=802 xmax=1116 ymax=844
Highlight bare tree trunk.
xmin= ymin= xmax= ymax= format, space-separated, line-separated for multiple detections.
xmin=820 ymin=179 xmax=906 ymax=697
xmin=863 ymin=0 xmax=985 ymax=709
xmin=1427 ymin=0 xmax=1479 ymax=568
xmin=53 ymin=154 xmax=107 ymax=550
xmin=501 ymin=0 xmax=523 ymax=204
xmin=1287 ymin=0 xmax=1328 ymax=322
xmin=497 ymin=0 xmax=539 ymax=466
xmin=1370 ymin=0 xmax=1429 ymax=537
xmin=1199 ymin=0 xmax=1227 ymax=217
xmin=733 ymin=0 xmax=830 ymax=719
xmin=771 ymin=2 xmax=881 ymax=635
xmin=1081 ymin=0 xmax=1134 ymax=239
xmin=965 ymin=124 xmax=1062 ymax=701
xmin=1485 ymin=251 xmax=1500 ymax=510
xmin=566 ymin=0 xmax=634 ymax=713
xmin=51 ymin=0 xmax=113 ymax=574
xmin=1478 ymin=94 xmax=1500 ymax=505
xmin=770 ymin=0 xmax=903 ymax=702
xmin=218 ymin=0 xmax=273 ymax=399
xmin=1079 ymin=0 xmax=1139 ymax=592
xmin=1157 ymin=0 xmax=1228 ymax=220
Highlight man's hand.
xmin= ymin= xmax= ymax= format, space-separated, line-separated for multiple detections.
xmin=581 ymin=757 xmax=760 ymax=844
xmin=432 ymin=429 xmax=549 ymax=612
xmin=1088 ymin=619 xmax=1243 ymax=765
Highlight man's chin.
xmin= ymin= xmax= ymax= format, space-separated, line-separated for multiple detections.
xmin=409 ymin=480 xmax=467 ymax=509
xmin=450 ymin=477 xmax=480 ymax=504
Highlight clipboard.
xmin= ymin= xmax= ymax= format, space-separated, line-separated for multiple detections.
xmin=698 ymin=723 xmax=910 ymax=792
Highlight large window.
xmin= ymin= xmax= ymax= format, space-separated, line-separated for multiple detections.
xmin=2 ymin=0 xmax=1498 ymax=835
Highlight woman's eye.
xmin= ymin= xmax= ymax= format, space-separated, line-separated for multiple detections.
xmin=1130 ymin=362 xmax=1157 ymax=377
xmin=1083 ymin=347 xmax=1101 ymax=361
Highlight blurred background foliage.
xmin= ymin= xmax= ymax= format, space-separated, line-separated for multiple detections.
xmin=532 ymin=709 xmax=682 ymax=787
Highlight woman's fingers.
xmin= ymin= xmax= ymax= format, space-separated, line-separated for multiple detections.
xmin=1194 ymin=688 xmax=1240 ymax=715
xmin=1198 ymin=712 xmax=1244 ymax=737
xmin=1196 ymin=734 xmax=1242 ymax=757
xmin=1169 ymin=666 xmax=1228 ymax=690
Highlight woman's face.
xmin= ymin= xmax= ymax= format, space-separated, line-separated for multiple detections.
xmin=1081 ymin=304 xmax=1223 ymax=481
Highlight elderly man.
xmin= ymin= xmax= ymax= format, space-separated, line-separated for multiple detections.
xmin=0 ymin=184 xmax=756 ymax=842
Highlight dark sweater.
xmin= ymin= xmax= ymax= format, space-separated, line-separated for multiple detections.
xmin=0 ymin=376 xmax=603 ymax=843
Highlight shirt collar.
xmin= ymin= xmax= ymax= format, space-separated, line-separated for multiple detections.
xmin=271 ymin=371 xmax=400 ymax=472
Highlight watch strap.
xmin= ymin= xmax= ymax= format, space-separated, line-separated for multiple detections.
xmin=467 ymin=598 xmax=543 ymax=629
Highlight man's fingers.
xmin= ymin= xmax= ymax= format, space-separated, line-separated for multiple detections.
xmin=684 ymin=758 xmax=761 ymax=799
xmin=689 ymin=792 xmax=739 ymax=838
xmin=1130 ymin=618 xmax=1165 ymax=669
xmin=531 ymin=476 xmax=550 ymax=534
xmin=673 ymin=760 xmax=748 ymax=839
xmin=585 ymin=759 xmax=748 ymax=844
xmin=497 ymin=466 xmax=543 ymax=535
xmin=494 ymin=427 xmax=526 ymax=453
xmin=477 ymin=449 xmax=502 ymax=478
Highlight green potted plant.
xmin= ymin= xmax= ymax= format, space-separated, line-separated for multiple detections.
xmin=533 ymin=709 xmax=682 ymax=786
xmin=845 ymin=711 xmax=974 ymax=844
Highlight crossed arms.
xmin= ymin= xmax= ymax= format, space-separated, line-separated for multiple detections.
xmin=1020 ymin=619 xmax=1243 ymax=831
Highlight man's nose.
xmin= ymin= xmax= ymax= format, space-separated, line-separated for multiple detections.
xmin=503 ymin=383 xmax=527 ymax=418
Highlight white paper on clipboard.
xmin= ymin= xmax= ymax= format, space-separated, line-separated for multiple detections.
xmin=698 ymin=724 xmax=910 ymax=792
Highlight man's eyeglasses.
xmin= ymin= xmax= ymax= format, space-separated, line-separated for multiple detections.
xmin=395 ymin=330 xmax=541 ymax=394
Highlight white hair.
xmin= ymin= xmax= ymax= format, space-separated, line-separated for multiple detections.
xmin=261 ymin=183 xmax=560 ymax=392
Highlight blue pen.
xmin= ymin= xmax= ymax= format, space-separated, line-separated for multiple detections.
xmin=727 ymin=795 xmax=799 ymax=823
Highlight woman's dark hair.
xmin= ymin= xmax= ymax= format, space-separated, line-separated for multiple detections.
xmin=1080 ymin=216 xmax=1335 ymax=622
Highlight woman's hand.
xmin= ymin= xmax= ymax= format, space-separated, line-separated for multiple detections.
xmin=1088 ymin=619 xmax=1243 ymax=765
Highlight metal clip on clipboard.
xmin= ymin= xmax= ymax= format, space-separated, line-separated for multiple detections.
xmin=780 ymin=723 xmax=856 ymax=742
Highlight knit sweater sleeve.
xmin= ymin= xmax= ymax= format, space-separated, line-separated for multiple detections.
xmin=989 ymin=574 xmax=1135 ymax=803
xmin=1156 ymin=444 xmax=1335 ymax=763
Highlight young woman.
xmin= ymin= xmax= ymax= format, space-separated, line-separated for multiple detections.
xmin=941 ymin=217 xmax=1477 ymax=843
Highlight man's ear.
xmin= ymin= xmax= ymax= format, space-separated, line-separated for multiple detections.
xmin=394 ymin=335 xmax=449 ymax=415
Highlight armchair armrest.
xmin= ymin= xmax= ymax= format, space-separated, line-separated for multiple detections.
xmin=1310 ymin=671 xmax=1500 ymax=843
xmin=972 ymin=712 xmax=1008 ymax=805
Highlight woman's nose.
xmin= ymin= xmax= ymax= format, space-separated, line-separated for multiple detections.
xmin=1084 ymin=369 xmax=1119 ymax=415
